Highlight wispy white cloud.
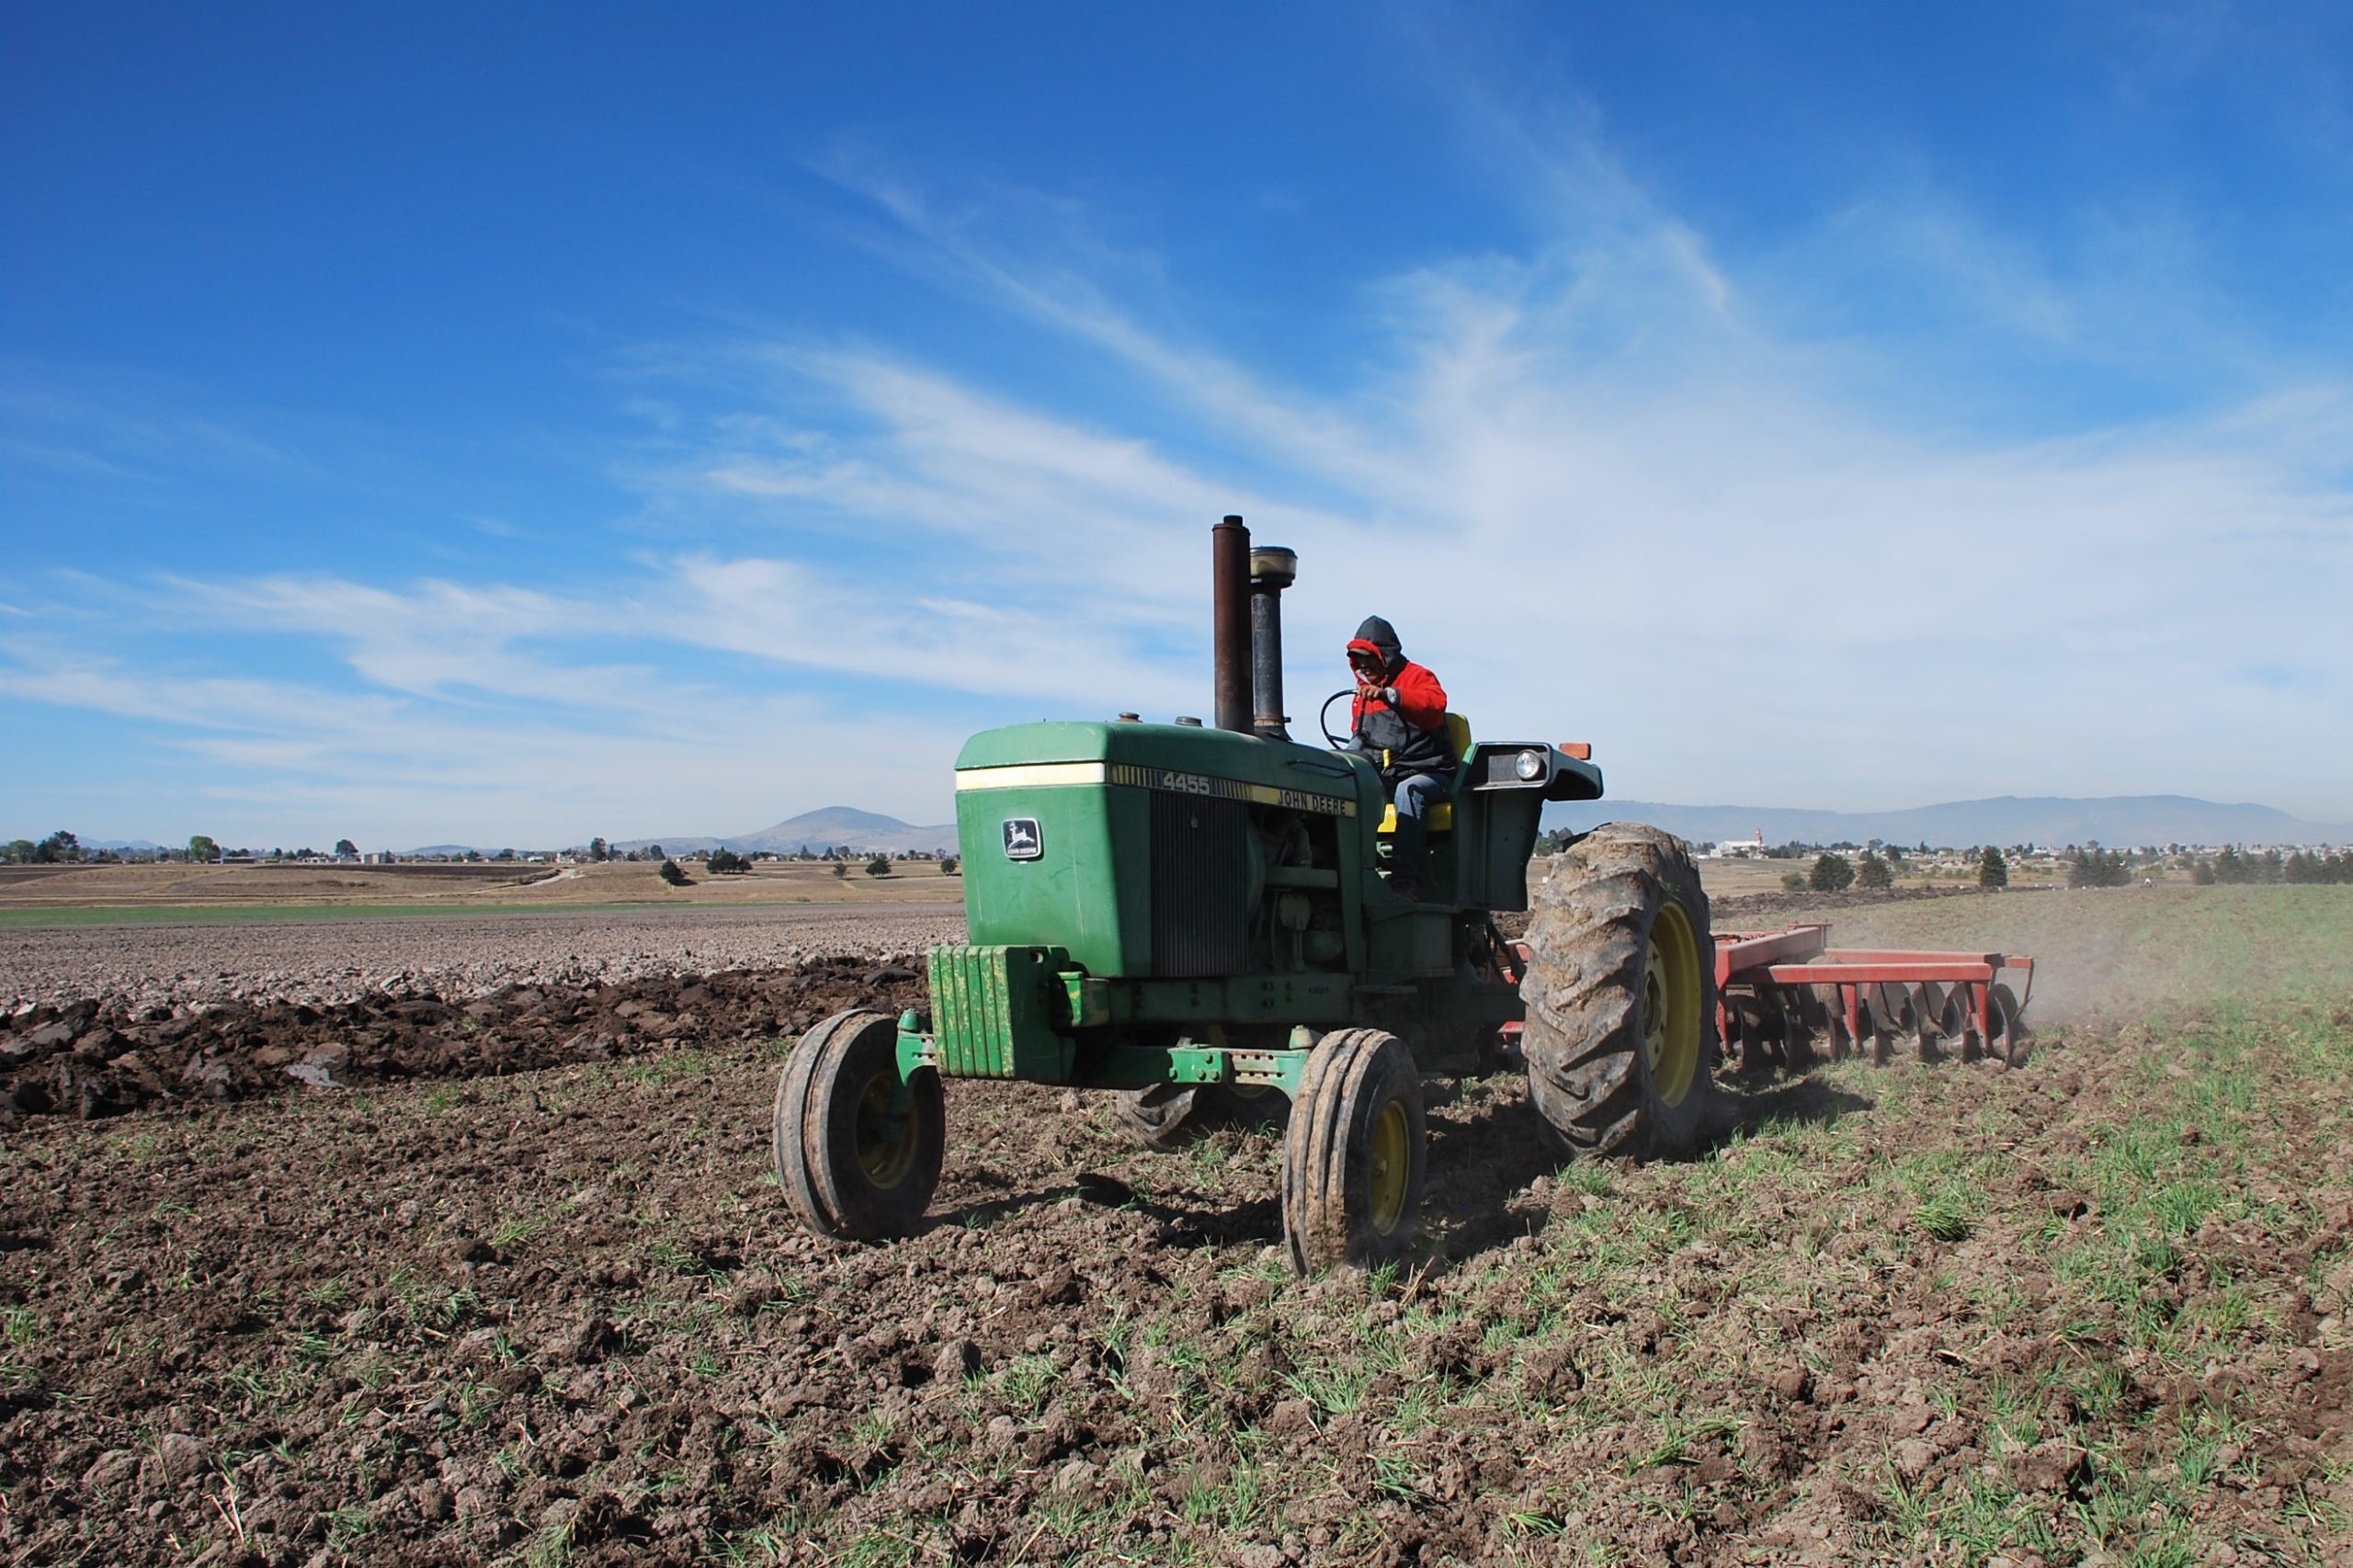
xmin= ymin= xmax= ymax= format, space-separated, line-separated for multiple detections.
xmin=758 ymin=129 xmax=2353 ymax=817
xmin=809 ymin=147 xmax=1412 ymax=495
xmin=0 ymin=631 xmax=970 ymax=846
xmin=0 ymin=370 xmax=317 ymax=483
xmin=667 ymin=554 xmax=1198 ymax=710
xmin=0 ymin=642 xmax=412 ymax=733
xmin=152 ymin=574 xmax=684 ymax=718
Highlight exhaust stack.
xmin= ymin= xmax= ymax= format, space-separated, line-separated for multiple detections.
xmin=1212 ymin=517 xmax=1253 ymax=733
xmin=1249 ymin=545 xmax=1297 ymax=741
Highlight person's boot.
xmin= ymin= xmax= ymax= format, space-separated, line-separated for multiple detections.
xmin=1391 ymin=814 xmax=1427 ymax=903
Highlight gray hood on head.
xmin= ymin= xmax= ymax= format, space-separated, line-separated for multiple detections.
xmin=1349 ymin=615 xmax=1402 ymax=674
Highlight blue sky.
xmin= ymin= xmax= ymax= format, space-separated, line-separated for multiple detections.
xmin=5 ymin=2 xmax=2349 ymax=848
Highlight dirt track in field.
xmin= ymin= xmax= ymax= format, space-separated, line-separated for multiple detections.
xmin=4 ymin=906 xmax=2350 ymax=1565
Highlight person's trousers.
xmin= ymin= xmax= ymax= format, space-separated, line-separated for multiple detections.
xmin=1389 ymin=772 xmax=1444 ymax=882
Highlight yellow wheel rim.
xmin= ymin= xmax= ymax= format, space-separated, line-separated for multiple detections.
xmin=1367 ymin=1098 xmax=1410 ymax=1233
xmin=853 ymin=1070 xmax=916 ymax=1189
xmin=1643 ymin=900 xmax=1702 ymax=1108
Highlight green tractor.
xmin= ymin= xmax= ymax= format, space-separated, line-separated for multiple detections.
xmin=773 ymin=517 xmax=1719 ymax=1271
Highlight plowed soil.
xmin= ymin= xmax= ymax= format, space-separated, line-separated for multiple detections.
xmin=1 ymin=904 xmax=965 ymax=1012
xmin=1 ymin=958 xmax=927 ymax=1125
xmin=4 ymin=908 xmax=2350 ymax=1565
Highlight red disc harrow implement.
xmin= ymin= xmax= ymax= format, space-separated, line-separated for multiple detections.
xmin=1713 ymin=924 xmax=2035 ymax=1071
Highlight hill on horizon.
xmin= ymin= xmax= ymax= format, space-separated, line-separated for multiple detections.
xmin=1542 ymin=793 xmax=2351 ymax=849
xmin=612 ymin=805 xmax=958 ymax=858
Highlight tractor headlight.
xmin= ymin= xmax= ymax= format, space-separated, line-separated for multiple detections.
xmin=1514 ymin=748 xmax=1545 ymax=781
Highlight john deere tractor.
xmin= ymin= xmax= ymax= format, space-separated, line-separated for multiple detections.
xmin=773 ymin=517 xmax=1719 ymax=1271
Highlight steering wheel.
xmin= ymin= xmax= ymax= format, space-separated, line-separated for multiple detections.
xmin=1319 ymin=688 xmax=1356 ymax=750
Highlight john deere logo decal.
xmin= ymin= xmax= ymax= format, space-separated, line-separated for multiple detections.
xmin=1002 ymin=818 xmax=1042 ymax=860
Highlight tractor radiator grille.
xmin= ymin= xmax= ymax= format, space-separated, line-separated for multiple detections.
xmin=1150 ymin=791 xmax=1249 ymax=977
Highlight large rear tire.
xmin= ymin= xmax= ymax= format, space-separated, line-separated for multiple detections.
xmin=1281 ymin=1028 xmax=1426 ymax=1273
xmin=1522 ymin=823 xmax=1719 ymax=1160
xmin=774 ymin=1009 xmax=944 ymax=1240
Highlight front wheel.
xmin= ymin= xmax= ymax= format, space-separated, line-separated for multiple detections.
xmin=773 ymin=1009 xmax=944 ymax=1240
xmin=1522 ymin=823 xmax=1719 ymax=1160
xmin=1281 ymin=1028 xmax=1426 ymax=1273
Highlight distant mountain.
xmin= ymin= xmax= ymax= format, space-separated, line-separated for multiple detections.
xmin=739 ymin=807 xmax=958 ymax=853
xmin=615 ymin=806 xmax=959 ymax=858
xmin=1543 ymin=794 xmax=2352 ymax=849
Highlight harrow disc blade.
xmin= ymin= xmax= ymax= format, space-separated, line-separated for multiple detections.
xmin=1811 ymin=983 xmax=1854 ymax=1062
xmin=1912 ymin=982 xmax=1969 ymax=1062
xmin=1981 ymin=982 xmax=2031 ymax=1067
xmin=1773 ymin=984 xmax=1826 ymax=1071
xmin=1857 ymin=983 xmax=1914 ymax=1066
xmin=1724 ymin=993 xmax=1785 ymax=1072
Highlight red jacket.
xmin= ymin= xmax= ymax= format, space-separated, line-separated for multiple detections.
xmin=1347 ymin=617 xmax=1449 ymax=777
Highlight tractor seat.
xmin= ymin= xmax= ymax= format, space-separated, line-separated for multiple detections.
xmin=1374 ymin=712 xmax=1472 ymax=835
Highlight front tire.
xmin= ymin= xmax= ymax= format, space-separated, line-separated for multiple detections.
xmin=1522 ymin=823 xmax=1719 ymax=1160
xmin=773 ymin=1009 xmax=944 ymax=1240
xmin=1280 ymin=1028 xmax=1426 ymax=1273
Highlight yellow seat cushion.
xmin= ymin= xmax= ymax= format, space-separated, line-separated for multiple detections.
xmin=1377 ymin=799 xmax=1453 ymax=835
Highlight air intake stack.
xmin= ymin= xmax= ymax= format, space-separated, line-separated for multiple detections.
xmin=1249 ymin=545 xmax=1297 ymax=741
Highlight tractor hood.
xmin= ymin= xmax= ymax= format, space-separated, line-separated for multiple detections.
xmin=954 ymin=721 xmax=1379 ymax=821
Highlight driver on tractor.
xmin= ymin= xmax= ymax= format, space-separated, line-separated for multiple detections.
xmin=1346 ymin=615 xmax=1449 ymax=903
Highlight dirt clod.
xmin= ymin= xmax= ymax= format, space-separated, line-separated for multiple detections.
xmin=1520 ymin=1345 xmax=1584 ymax=1401
xmin=540 ymin=1315 xmax=617 ymax=1366
xmin=156 ymin=1433 xmax=207 ymax=1480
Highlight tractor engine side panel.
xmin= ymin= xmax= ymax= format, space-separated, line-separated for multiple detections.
xmin=955 ymin=779 xmax=1147 ymax=978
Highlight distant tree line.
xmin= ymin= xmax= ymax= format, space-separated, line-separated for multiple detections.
xmin=4 ymin=831 xmax=85 ymax=864
xmin=2 ymin=830 xmax=967 ymax=870
xmin=2067 ymin=846 xmax=2134 ymax=889
xmin=2190 ymin=846 xmax=2353 ymax=885
xmin=1 ymin=830 xmax=363 ymax=865
xmin=573 ymin=838 xmax=954 ymax=864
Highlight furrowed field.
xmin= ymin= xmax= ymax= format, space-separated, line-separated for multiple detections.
xmin=2 ymin=883 xmax=2347 ymax=1565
